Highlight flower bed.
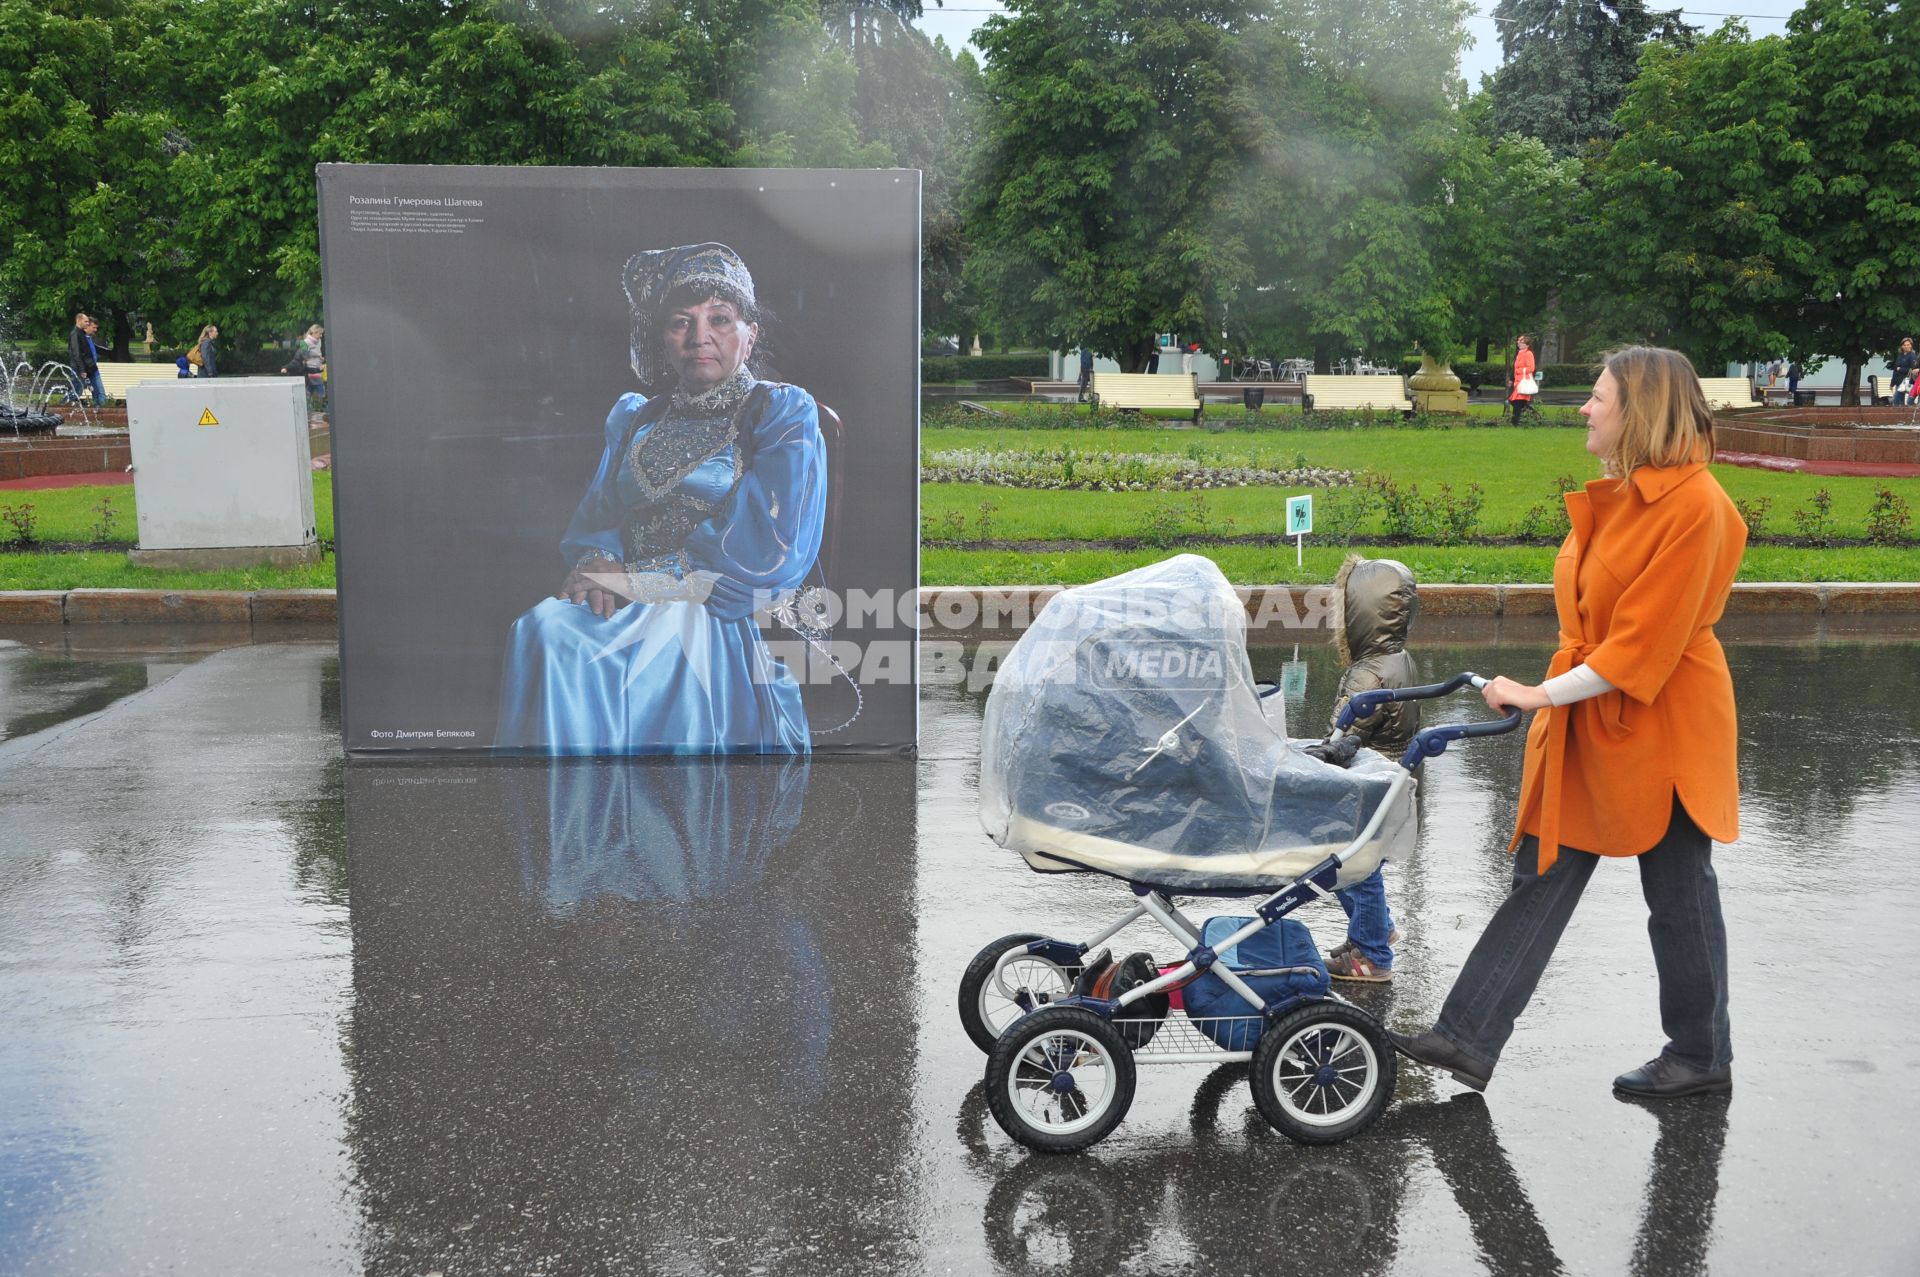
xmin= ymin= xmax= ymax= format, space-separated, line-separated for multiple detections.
xmin=922 ymin=447 xmax=1353 ymax=491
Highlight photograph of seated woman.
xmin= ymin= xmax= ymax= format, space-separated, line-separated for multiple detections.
xmin=495 ymin=243 xmax=827 ymax=755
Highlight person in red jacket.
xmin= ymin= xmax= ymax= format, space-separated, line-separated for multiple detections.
xmin=1508 ymin=334 xmax=1537 ymax=424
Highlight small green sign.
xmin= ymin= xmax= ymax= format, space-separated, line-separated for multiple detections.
xmin=1281 ymin=660 xmax=1308 ymax=697
xmin=1286 ymin=494 xmax=1313 ymax=536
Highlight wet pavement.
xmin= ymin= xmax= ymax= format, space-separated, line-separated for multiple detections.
xmin=2 ymin=625 xmax=1919 ymax=1274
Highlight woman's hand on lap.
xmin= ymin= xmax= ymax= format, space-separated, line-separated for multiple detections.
xmin=559 ymin=555 xmax=624 ymax=619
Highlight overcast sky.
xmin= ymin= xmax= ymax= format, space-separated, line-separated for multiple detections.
xmin=913 ymin=2 xmax=1807 ymax=91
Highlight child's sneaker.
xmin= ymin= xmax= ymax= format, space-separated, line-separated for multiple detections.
xmin=1327 ymin=929 xmax=1401 ymax=962
xmin=1326 ymin=950 xmax=1392 ymax=982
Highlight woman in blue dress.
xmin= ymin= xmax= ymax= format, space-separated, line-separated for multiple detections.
xmin=496 ymin=243 xmax=828 ymax=754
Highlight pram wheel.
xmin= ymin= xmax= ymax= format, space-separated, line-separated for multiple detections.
xmin=959 ymin=933 xmax=1080 ymax=1053
xmin=986 ymin=1007 xmax=1136 ymax=1154
xmin=1250 ymin=1002 xmax=1395 ymax=1145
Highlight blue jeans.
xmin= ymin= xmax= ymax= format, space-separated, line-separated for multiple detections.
xmin=1337 ymin=867 xmax=1396 ymax=965
xmin=1433 ymin=797 xmax=1731 ymax=1073
xmin=71 ymin=368 xmax=105 ymax=406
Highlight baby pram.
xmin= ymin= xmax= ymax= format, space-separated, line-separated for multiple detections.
xmin=964 ymin=556 xmax=1518 ymax=1152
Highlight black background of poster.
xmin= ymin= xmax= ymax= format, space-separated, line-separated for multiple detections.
xmin=318 ymin=165 xmax=920 ymax=753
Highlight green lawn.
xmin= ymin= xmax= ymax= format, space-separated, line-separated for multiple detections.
xmin=923 ymin=425 xmax=1912 ymax=540
xmin=2 ymin=431 xmax=1914 ymax=591
xmin=923 ymin=543 xmax=1920 ymax=586
xmin=0 ymin=473 xmax=334 ymax=544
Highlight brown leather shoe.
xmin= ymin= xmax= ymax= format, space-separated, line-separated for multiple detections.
xmin=1612 ymin=1056 xmax=1732 ymax=1098
xmin=1386 ymin=1029 xmax=1491 ymax=1092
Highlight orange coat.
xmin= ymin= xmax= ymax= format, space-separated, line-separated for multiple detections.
xmin=1513 ymin=460 xmax=1746 ymax=871
xmin=1508 ymin=350 xmax=1536 ymax=402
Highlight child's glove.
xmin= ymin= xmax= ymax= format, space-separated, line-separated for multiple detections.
xmin=1305 ymin=733 xmax=1362 ymax=768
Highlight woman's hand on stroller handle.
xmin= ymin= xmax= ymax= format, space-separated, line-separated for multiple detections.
xmin=1329 ymin=673 xmax=1524 ymax=769
xmin=1480 ymin=675 xmax=1551 ymax=714
xmin=1338 ymin=672 xmax=1500 ymax=730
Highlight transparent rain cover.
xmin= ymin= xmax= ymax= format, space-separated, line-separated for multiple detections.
xmin=978 ymin=555 xmax=1415 ymax=892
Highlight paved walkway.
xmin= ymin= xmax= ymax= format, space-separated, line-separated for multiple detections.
xmin=1714 ymin=449 xmax=1920 ymax=478
xmin=0 ymin=468 xmax=132 ymax=491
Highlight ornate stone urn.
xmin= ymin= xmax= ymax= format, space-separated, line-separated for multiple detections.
xmin=1409 ymin=351 xmax=1468 ymax=414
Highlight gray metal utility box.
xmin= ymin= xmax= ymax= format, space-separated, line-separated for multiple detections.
xmin=126 ymin=377 xmax=320 ymax=568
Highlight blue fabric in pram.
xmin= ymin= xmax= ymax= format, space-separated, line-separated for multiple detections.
xmin=1182 ymin=916 xmax=1331 ymax=1050
xmin=978 ymin=555 xmax=1416 ymax=892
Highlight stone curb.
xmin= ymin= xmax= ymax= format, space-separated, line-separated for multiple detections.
xmin=2 ymin=583 xmax=1918 ymax=629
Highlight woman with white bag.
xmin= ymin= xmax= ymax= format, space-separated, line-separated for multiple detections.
xmin=1509 ymin=334 xmax=1538 ymax=424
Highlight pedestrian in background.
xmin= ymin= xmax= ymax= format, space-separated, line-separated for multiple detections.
xmin=1076 ymin=346 xmax=1093 ymax=402
xmin=188 ymin=324 xmax=219 ymax=378
xmin=67 ymin=312 xmax=105 ymax=405
xmin=289 ymin=323 xmax=326 ymax=403
xmin=1892 ymin=337 xmax=1916 ymax=406
xmin=1508 ymin=334 xmax=1537 ymax=425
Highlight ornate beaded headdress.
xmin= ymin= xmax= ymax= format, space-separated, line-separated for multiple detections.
xmin=623 ymin=242 xmax=758 ymax=387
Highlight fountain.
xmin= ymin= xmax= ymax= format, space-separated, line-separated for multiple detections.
xmin=1716 ymin=400 xmax=1920 ymax=477
xmin=0 ymin=307 xmax=91 ymax=435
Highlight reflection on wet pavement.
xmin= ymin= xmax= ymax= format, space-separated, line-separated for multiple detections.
xmin=0 ymin=640 xmax=200 ymax=748
xmin=0 ymin=627 xmax=1916 ymax=1273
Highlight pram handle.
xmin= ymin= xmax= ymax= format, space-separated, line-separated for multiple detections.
xmin=1334 ymin=672 xmax=1524 ymax=768
xmin=1336 ymin=671 xmax=1486 ymax=729
xmin=1398 ymin=704 xmax=1522 ymax=769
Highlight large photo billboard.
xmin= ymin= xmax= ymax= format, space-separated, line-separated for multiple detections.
xmin=318 ymin=165 xmax=920 ymax=754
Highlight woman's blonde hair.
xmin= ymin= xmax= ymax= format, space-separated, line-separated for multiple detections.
xmin=194 ymin=324 xmax=218 ymax=344
xmin=1597 ymin=345 xmax=1715 ymax=481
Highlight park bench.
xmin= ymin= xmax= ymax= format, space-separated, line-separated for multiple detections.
xmin=96 ymin=362 xmax=180 ymax=401
xmin=1301 ymin=373 xmax=1413 ymax=415
xmin=1089 ymin=371 xmax=1203 ymax=424
xmin=1696 ymin=377 xmax=1762 ymax=410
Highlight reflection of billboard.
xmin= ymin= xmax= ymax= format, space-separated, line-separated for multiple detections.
xmin=341 ymin=756 xmax=919 ymax=1270
xmin=318 ymin=165 xmax=919 ymax=754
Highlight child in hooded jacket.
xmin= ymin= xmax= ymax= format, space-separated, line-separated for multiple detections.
xmin=1306 ymin=554 xmax=1421 ymax=981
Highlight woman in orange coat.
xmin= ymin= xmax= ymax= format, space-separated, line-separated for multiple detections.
xmin=1508 ymin=334 xmax=1536 ymax=424
xmin=1391 ymin=346 xmax=1746 ymax=1099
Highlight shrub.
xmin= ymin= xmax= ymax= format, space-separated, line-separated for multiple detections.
xmin=1732 ymin=496 xmax=1773 ymax=541
xmin=1426 ymin=483 xmax=1486 ymax=545
xmin=1 ymin=501 xmax=39 ymax=547
xmin=90 ymin=492 xmax=119 ymax=542
xmin=1865 ymin=486 xmax=1913 ymax=544
xmin=1369 ymin=475 xmax=1425 ymax=538
xmin=1514 ymin=475 xmax=1580 ymax=542
xmin=1319 ymin=485 xmax=1376 ymax=546
xmin=1139 ymin=499 xmax=1188 ymax=549
xmin=922 ymin=353 xmax=1050 ymax=383
xmin=1792 ymin=489 xmax=1837 ymax=547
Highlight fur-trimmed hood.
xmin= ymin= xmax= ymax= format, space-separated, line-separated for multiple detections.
xmin=1332 ymin=554 xmax=1418 ymax=666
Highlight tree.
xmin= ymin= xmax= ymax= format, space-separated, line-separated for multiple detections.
xmin=1446 ymin=101 xmax=1583 ymax=360
xmin=836 ymin=14 xmax=982 ymax=342
xmin=1487 ymin=0 xmax=1694 ymax=158
xmin=1774 ymin=0 xmax=1920 ymax=401
xmin=1577 ymin=28 xmax=1800 ymax=370
xmin=964 ymin=0 xmax=1264 ymax=370
xmin=0 ymin=0 xmax=186 ymax=358
xmin=1234 ymin=0 xmax=1473 ymax=370
xmin=1581 ymin=2 xmax=1920 ymax=399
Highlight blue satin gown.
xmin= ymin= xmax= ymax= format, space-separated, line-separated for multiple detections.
xmin=495 ymin=380 xmax=827 ymax=755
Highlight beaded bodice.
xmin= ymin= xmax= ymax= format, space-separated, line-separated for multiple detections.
xmin=617 ymin=371 xmax=756 ymax=565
